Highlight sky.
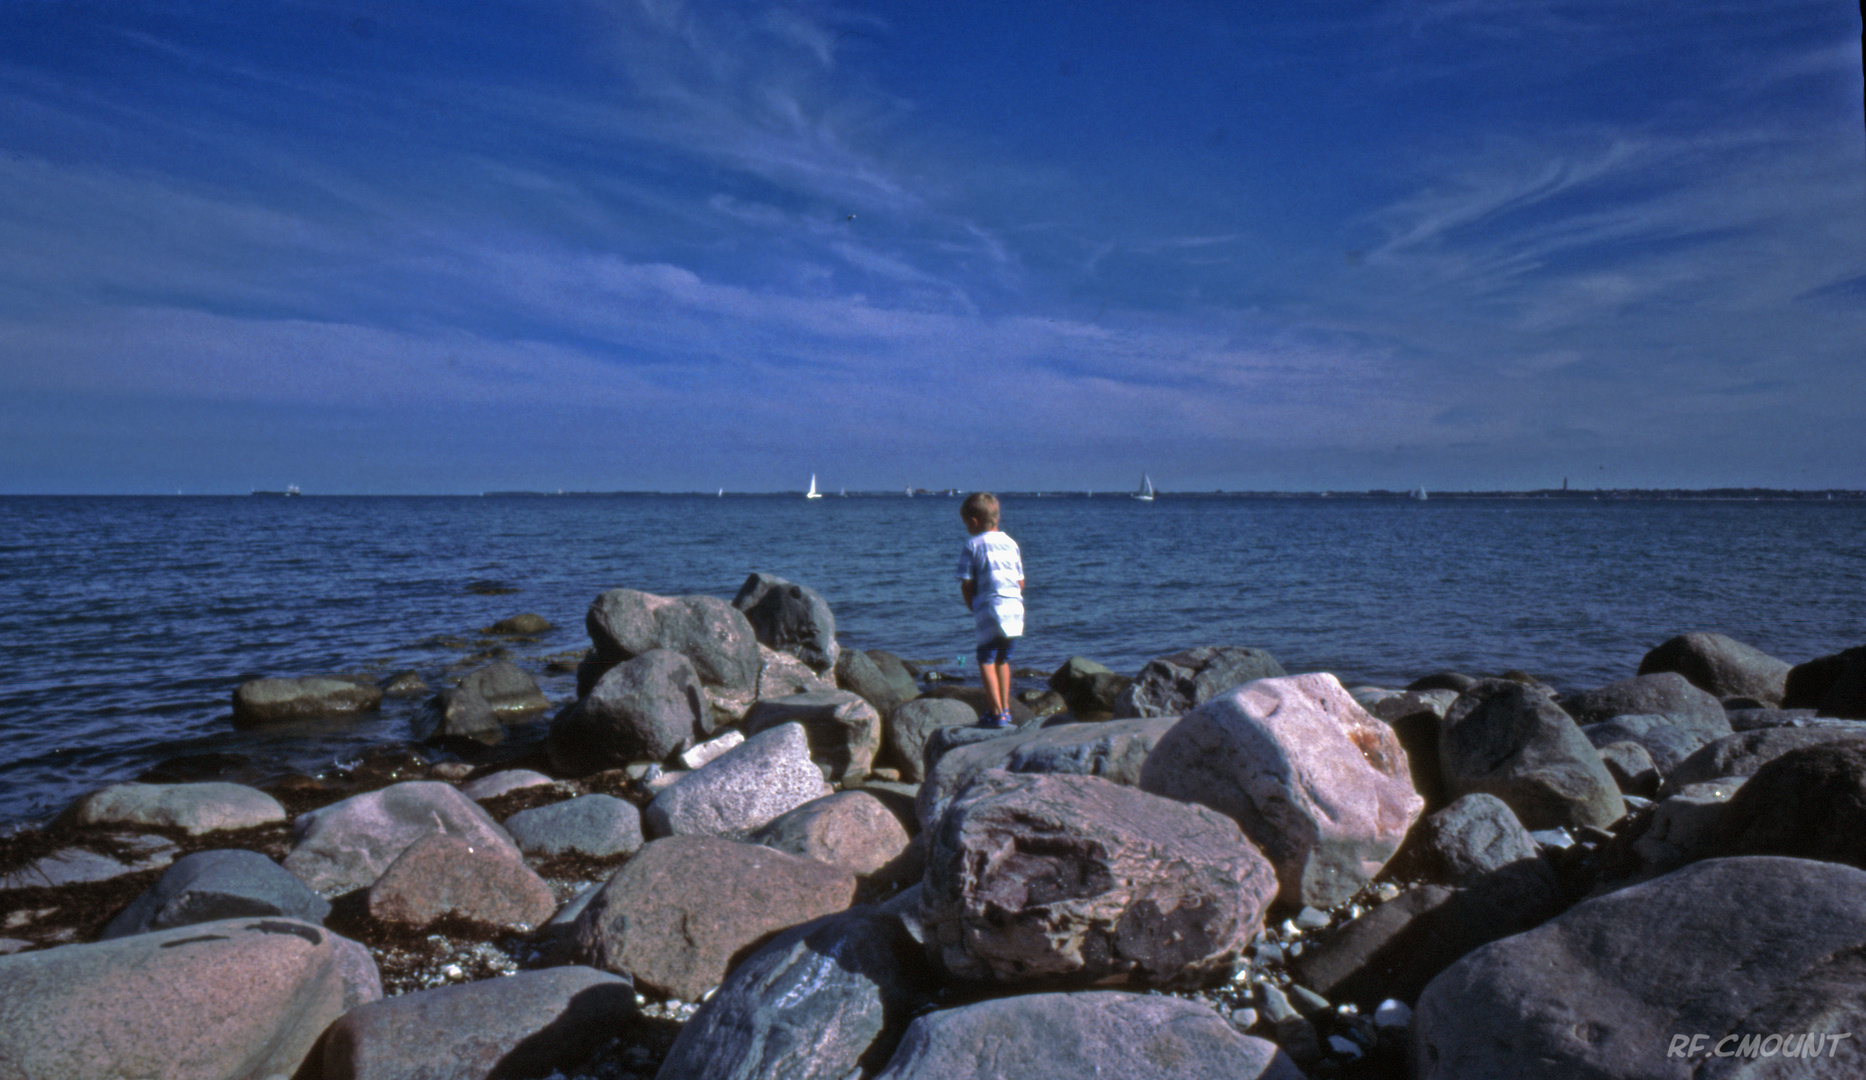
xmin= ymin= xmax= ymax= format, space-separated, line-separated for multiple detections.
xmin=0 ymin=1 xmax=1861 ymax=494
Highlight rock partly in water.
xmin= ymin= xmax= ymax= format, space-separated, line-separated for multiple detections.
xmin=101 ymin=849 xmax=330 ymax=939
xmin=483 ymin=612 xmax=553 ymax=636
xmin=921 ymin=770 xmax=1279 ymax=988
xmin=570 ymin=835 xmax=856 ymax=1001
xmin=503 ymin=793 xmax=644 ymax=859
xmin=456 ymin=659 xmax=551 ymax=717
xmin=282 ymin=780 xmax=518 ymax=895
xmin=836 ymin=647 xmax=918 ymax=720
xmin=231 ymin=675 xmax=382 ymax=728
xmin=57 ymin=781 xmax=285 ymax=835
xmin=742 ymin=690 xmax=883 ymax=783
xmin=1637 ymin=631 xmax=1791 ymax=706
xmin=1438 ymin=678 xmax=1626 ymax=831
xmin=548 ymin=648 xmax=706 ymax=773
xmin=1563 ymin=671 xmax=1732 ymax=743
xmin=366 ymin=832 xmax=557 ymax=931
xmin=585 ymin=588 xmax=762 ymax=694
xmin=749 ymin=790 xmax=911 ymax=876
xmin=644 ymin=722 xmax=832 ymax=839
xmin=733 ymin=572 xmax=840 ymax=674
xmin=1113 ymin=645 xmax=1287 ymax=719
xmin=1139 ymin=673 xmax=1423 ymax=907
xmin=415 ymin=687 xmax=504 ymax=747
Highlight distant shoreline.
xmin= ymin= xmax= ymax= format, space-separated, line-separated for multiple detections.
xmin=4 ymin=488 xmax=1863 ymax=500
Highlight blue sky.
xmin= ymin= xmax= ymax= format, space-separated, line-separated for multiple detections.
xmin=1 ymin=1 xmax=1861 ymax=493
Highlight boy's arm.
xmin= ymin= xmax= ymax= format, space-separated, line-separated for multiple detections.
xmin=960 ymin=580 xmax=976 ymax=608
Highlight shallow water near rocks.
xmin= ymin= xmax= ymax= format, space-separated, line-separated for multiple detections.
xmin=2 ymin=493 xmax=1861 ymax=828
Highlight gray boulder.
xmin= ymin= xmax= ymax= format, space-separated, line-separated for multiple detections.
xmin=1784 ymin=645 xmax=1866 ymax=719
xmin=503 ymin=793 xmax=644 ymax=859
xmin=0 ymin=834 xmax=178 ymax=891
xmin=1580 ymin=714 xmax=1701 ymax=776
xmin=921 ymin=770 xmax=1278 ymax=988
xmin=548 ymin=649 xmax=705 ymax=772
xmin=416 ymin=687 xmax=503 ymax=746
xmin=57 ymin=781 xmax=285 ymax=835
xmin=101 ymin=849 xmax=330 ymax=939
xmin=0 ymin=917 xmax=374 ymax=1080
xmin=458 ymin=768 xmax=555 ymax=801
xmin=282 ymin=780 xmax=518 ymax=895
xmin=231 ymin=675 xmax=381 ymax=728
xmin=585 ymin=587 xmax=761 ymax=692
xmin=1638 ymin=632 xmax=1792 ymax=706
xmin=644 ymin=722 xmax=832 ymax=839
xmin=483 ymin=612 xmax=552 ymax=635
xmin=365 ymin=832 xmax=557 ymax=931
xmin=753 ymin=643 xmax=837 ymax=701
xmin=1439 ymin=679 xmax=1626 ymax=830
xmin=1711 ymin=741 xmax=1866 ymax=869
xmin=1403 ymin=793 xmax=1539 ymax=887
xmin=743 ymin=690 xmax=883 ymax=783
xmin=658 ymin=907 xmax=933 ymax=1080
xmin=1665 ymin=722 xmax=1866 ymax=791
xmin=571 ymin=835 xmax=857 ymax=1001
xmin=1113 ymin=645 xmax=1287 ymax=718
xmin=1597 ymin=740 xmax=1659 ymax=796
xmin=884 ymin=697 xmax=979 ymax=782
xmin=917 ymin=715 xmax=1179 ymax=832
xmin=1048 ymin=656 xmax=1132 ymax=716
xmin=836 ymin=647 xmax=918 ymax=719
xmin=872 ymin=991 xmax=1305 ymax=1080
xmin=733 ymin=572 xmax=839 ymax=674
xmin=866 ymin=650 xmax=921 ymax=700
xmin=749 ymin=791 xmax=911 ymax=876
xmin=1727 ymin=706 xmax=1825 ymax=731
xmin=1563 ymin=671 xmax=1732 ymax=743
xmin=1413 ymin=856 xmax=1866 ymax=1079
xmin=456 ymin=659 xmax=550 ymax=717
xmin=311 ymin=966 xmax=634 ymax=1080
xmin=1139 ymin=673 xmax=1424 ymax=907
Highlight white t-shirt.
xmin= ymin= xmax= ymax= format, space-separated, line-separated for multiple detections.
xmin=958 ymin=530 xmax=1024 ymax=643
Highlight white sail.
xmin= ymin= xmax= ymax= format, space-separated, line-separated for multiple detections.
xmin=805 ymin=474 xmax=822 ymax=499
xmin=1133 ymin=473 xmax=1155 ymax=501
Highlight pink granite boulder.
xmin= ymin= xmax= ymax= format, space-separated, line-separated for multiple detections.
xmin=366 ymin=833 xmax=557 ymax=931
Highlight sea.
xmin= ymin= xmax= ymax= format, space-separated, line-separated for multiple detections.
xmin=2 ymin=492 xmax=1861 ymax=829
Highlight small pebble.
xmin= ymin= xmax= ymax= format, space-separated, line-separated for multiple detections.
xmin=1327 ymin=1035 xmax=1364 ymax=1061
xmin=1530 ymin=828 xmax=1575 ymax=850
xmin=1257 ymin=983 xmax=1298 ymax=1023
xmin=1294 ymin=906 xmax=1330 ymax=930
xmin=1230 ymin=1008 xmax=1259 ymax=1030
xmin=1372 ymin=881 xmax=1401 ymax=902
xmin=1374 ymin=999 xmax=1413 ymax=1031
xmin=1287 ymin=941 xmax=1303 ymax=957
xmin=1288 ymin=984 xmax=1331 ymax=1016
xmin=1251 ymin=941 xmax=1285 ymax=965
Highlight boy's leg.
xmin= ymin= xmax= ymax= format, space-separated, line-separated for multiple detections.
xmin=979 ymin=656 xmax=1007 ymax=718
xmin=990 ymin=661 xmax=1013 ymax=720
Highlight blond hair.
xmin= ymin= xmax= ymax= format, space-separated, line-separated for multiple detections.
xmin=961 ymin=491 xmax=1000 ymax=528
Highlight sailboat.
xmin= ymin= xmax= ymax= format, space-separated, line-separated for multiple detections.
xmin=1132 ymin=474 xmax=1155 ymax=501
xmin=1411 ymin=486 xmax=1428 ymax=501
xmin=805 ymin=474 xmax=823 ymax=499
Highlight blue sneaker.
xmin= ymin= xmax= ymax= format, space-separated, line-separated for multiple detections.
xmin=978 ymin=711 xmax=1012 ymax=729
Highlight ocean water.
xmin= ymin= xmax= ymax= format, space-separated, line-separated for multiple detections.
xmin=1 ymin=493 xmax=1861 ymax=828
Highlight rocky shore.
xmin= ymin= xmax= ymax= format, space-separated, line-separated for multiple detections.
xmin=3 ymin=576 xmax=1865 ymax=1080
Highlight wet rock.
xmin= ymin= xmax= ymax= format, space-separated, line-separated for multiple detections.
xmin=1413 ymin=856 xmax=1866 ymax=1079
xmin=749 ymin=791 xmax=910 ymax=876
xmin=378 ymin=670 xmax=429 ymax=696
xmin=458 ymin=768 xmax=554 ymax=801
xmin=1783 ymin=644 xmax=1866 ymax=718
xmin=884 ymin=697 xmax=979 ymax=782
xmin=548 ymin=648 xmax=706 ymax=773
xmin=1408 ymin=672 xmax=1477 ymax=693
xmin=1727 ymin=706 xmax=1825 ymax=731
xmin=282 ymin=780 xmax=518 ymax=895
xmin=571 ymin=835 xmax=857 ymax=1001
xmin=503 ymin=794 xmax=644 ymax=859
xmin=1637 ymin=632 xmax=1792 ymax=706
xmin=1563 ymin=671 xmax=1732 ymax=743
xmin=311 ymin=966 xmax=634 ymax=1080
xmin=366 ymin=832 xmax=557 ymax=931
xmin=658 ymin=907 xmax=934 ymax=1080
xmin=871 ymin=991 xmax=1306 ymax=1080
xmin=0 ymin=917 xmax=370 ymax=1080
xmin=1139 ymin=673 xmax=1423 ymax=907
xmin=917 ymin=715 xmax=1179 ymax=832
xmin=921 ymin=770 xmax=1278 ymax=988
xmin=416 ymin=687 xmax=503 ymax=747
xmin=743 ymin=690 xmax=883 ymax=783
xmin=837 ymin=647 xmax=918 ymax=719
xmin=483 ymin=612 xmax=553 ymax=636
xmin=0 ymin=833 xmax=178 ymax=891
xmin=1664 ymin=723 xmax=1866 ymax=791
xmin=585 ymin=587 xmax=761 ymax=694
xmin=57 ymin=781 xmax=285 ymax=835
xmin=1439 ymin=679 xmax=1625 ymax=831
xmin=232 ymin=675 xmax=382 ymax=728
xmin=101 ymin=849 xmax=330 ymax=939
xmin=644 ymin=722 xmax=832 ymax=839
xmin=1712 ymin=741 xmax=1866 ymax=869
xmin=733 ymin=572 xmax=839 ymax=674
xmin=1114 ymin=645 xmax=1287 ymax=718
xmin=1047 ymin=656 xmax=1131 ymax=716
xmin=456 ymin=659 xmax=550 ymax=717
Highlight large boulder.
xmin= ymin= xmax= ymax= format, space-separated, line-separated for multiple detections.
xmin=1113 ymin=645 xmax=1286 ymax=718
xmin=548 ymin=649 xmax=705 ymax=772
xmin=733 ymin=572 xmax=839 ymax=674
xmin=1711 ymin=741 xmax=1866 ymax=869
xmin=231 ymin=675 xmax=381 ymax=728
xmin=101 ymin=849 xmax=330 ymax=939
xmin=570 ymin=835 xmax=857 ymax=1001
xmin=1438 ymin=679 xmax=1625 ymax=831
xmin=1563 ymin=671 xmax=1732 ymax=743
xmin=57 ymin=782 xmax=285 ymax=835
xmin=657 ymin=908 xmax=934 ymax=1080
xmin=1664 ymin=723 xmax=1866 ymax=791
xmin=503 ymin=793 xmax=644 ymax=859
xmin=1048 ymin=656 xmax=1131 ymax=716
xmin=836 ymin=648 xmax=918 ymax=719
xmin=865 ymin=650 xmax=921 ymax=701
xmin=917 ymin=715 xmax=1179 ymax=833
xmin=1138 ymin=673 xmax=1423 ymax=907
xmin=1580 ymin=715 xmax=1700 ymax=777
xmin=365 ymin=832 xmax=557 ymax=931
xmin=455 ymin=659 xmax=550 ymax=717
xmin=644 ymin=722 xmax=832 ymax=839
xmin=871 ymin=991 xmax=1305 ymax=1080
xmin=0 ymin=917 xmax=375 ymax=1080
xmin=415 ymin=688 xmax=503 ymax=747
xmin=921 ymin=770 xmax=1279 ymax=988
xmin=884 ymin=697 xmax=980 ymax=782
xmin=754 ymin=644 xmax=837 ymax=701
xmin=749 ymin=791 xmax=911 ymax=876
xmin=310 ymin=966 xmax=635 ymax=1080
xmin=1784 ymin=645 xmax=1866 ymax=719
xmin=743 ymin=690 xmax=883 ymax=783
xmin=281 ymin=780 xmax=518 ymax=894
xmin=1638 ymin=632 xmax=1792 ymax=705
xmin=585 ymin=588 xmax=761 ymax=693
xmin=1413 ymin=856 xmax=1866 ymax=1079
xmin=1401 ymin=793 xmax=1539 ymax=887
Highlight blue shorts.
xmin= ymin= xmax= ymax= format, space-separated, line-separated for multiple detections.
xmin=976 ymin=636 xmax=1015 ymax=666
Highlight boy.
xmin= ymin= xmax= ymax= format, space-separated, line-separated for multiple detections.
xmin=957 ymin=492 xmax=1024 ymax=728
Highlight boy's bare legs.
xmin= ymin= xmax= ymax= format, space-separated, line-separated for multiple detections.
xmin=981 ymin=660 xmax=1012 ymax=720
